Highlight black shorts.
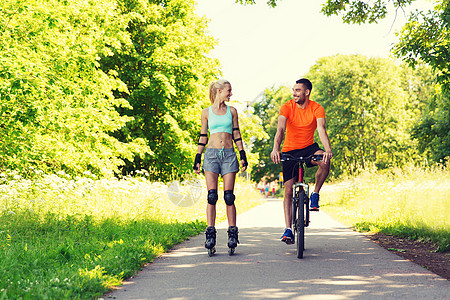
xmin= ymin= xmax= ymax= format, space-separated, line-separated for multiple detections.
xmin=282 ymin=143 xmax=323 ymax=183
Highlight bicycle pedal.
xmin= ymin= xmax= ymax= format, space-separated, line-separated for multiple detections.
xmin=281 ymin=238 xmax=294 ymax=244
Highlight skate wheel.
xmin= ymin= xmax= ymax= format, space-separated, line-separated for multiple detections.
xmin=208 ymin=247 xmax=216 ymax=257
xmin=228 ymin=248 xmax=235 ymax=256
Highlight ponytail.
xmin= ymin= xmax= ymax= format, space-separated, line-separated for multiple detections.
xmin=209 ymin=79 xmax=230 ymax=104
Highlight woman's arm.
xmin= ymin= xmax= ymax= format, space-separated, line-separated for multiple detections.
xmin=230 ymin=107 xmax=244 ymax=151
xmin=230 ymin=106 xmax=247 ymax=171
xmin=194 ymin=108 xmax=209 ymax=174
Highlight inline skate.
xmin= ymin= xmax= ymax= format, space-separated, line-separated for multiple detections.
xmin=227 ymin=226 xmax=239 ymax=256
xmin=205 ymin=226 xmax=216 ymax=256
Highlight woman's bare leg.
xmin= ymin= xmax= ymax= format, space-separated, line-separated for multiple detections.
xmin=205 ymin=171 xmax=219 ymax=227
xmin=222 ymin=172 xmax=237 ymax=227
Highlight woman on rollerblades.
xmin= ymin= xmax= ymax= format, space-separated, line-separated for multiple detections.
xmin=193 ymin=79 xmax=248 ymax=256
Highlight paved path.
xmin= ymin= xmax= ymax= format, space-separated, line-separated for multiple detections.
xmin=105 ymin=199 xmax=449 ymax=299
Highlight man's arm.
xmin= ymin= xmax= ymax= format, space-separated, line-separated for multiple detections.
xmin=316 ymin=118 xmax=333 ymax=164
xmin=270 ymin=115 xmax=287 ymax=164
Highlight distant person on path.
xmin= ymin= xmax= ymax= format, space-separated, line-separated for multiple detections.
xmin=193 ymin=79 xmax=248 ymax=254
xmin=270 ymin=78 xmax=333 ymax=244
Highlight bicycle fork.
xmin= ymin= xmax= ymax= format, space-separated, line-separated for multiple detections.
xmin=292 ymin=182 xmax=310 ymax=229
xmin=293 ymin=183 xmax=309 ymax=204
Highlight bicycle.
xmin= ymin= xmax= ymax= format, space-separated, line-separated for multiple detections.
xmin=281 ymin=153 xmax=323 ymax=259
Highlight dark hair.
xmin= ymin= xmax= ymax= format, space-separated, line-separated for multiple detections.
xmin=295 ymin=78 xmax=312 ymax=91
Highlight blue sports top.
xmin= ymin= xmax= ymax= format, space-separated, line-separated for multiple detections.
xmin=208 ymin=106 xmax=233 ymax=134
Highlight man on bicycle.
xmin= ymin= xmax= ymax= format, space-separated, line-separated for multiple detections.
xmin=270 ymin=78 xmax=333 ymax=244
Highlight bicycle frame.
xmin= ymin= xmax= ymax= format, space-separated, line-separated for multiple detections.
xmin=292 ymin=163 xmax=309 ymax=229
xmin=281 ymin=153 xmax=322 ymax=258
xmin=293 ymin=165 xmax=309 ymax=203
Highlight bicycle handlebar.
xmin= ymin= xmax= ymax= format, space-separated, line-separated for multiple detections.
xmin=280 ymin=153 xmax=323 ymax=163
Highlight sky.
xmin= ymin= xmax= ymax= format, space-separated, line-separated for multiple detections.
xmin=195 ymin=0 xmax=435 ymax=107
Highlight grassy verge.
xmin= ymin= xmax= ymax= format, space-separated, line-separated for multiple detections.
xmin=319 ymin=164 xmax=450 ymax=252
xmin=0 ymin=172 xmax=263 ymax=299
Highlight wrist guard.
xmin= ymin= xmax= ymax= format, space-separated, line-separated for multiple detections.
xmin=193 ymin=153 xmax=202 ymax=170
xmin=239 ymin=150 xmax=248 ymax=167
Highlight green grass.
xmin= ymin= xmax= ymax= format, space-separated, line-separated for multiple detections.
xmin=320 ymin=164 xmax=450 ymax=252
xmin=0 ymin=171 xmax=263 ymax=299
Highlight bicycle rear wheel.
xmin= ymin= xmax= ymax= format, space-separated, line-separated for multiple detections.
xmin=296 ymin=190 xmax=305 ymax=258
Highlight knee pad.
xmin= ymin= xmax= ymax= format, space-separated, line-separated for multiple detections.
xmin=224 ymin=190 xmax=235 ymax=206
xmin=207 ymin=189 xmax=218 ymax=205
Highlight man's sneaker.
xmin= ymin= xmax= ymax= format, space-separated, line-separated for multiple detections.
xmin=281 ymin=228 xmax=294 ymax=244
xmin=310 ymin=192 xmax=320 ymax=211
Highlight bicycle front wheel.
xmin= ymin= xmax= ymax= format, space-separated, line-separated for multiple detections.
xmin=296 ymin=190 xmax=305 ymax=258
xmin=305 ymin=191 xmax=310 ymax=227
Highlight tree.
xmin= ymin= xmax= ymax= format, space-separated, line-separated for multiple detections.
xmin=251 ymin=86 xmax=291 ymax=183
xmin=100 ymin=0 xmax=221 ymax=181
xmin=393 ymin=2 xmax=450 ymax=162
xmin=321 ymin=0 xmax=418 ymax=24
xmin=320 ymin=0 xmax=450 ymax=163
xmin=0 ymin=0 xmax=147 ymax=177
xmin=239 ymin=0 xmax=450 ymax=164
xmin=251 ymin=55 xmax=434 ymax=180
xmin=307 ymin=54 xmax=434 ymax=176
xmin=235 ymin=0 xmax=278 ymax=7
xmin=235 ymin=103 xmax=269 ymax=178
xmin=307 ymin=55 xmax=434 ymax=175
xmin=236 ymin=0 xmax=418 ymax=21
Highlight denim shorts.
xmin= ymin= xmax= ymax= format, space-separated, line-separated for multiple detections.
xmin=203 ymin=147 xmax=239 ymax=176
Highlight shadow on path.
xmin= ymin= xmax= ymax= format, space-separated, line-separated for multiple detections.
xmin=106 ymin=199 xmax=449 ymax=300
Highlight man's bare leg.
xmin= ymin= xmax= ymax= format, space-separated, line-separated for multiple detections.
xmin=312 ymin=151 xmax=330 ymax=194
xmin=283 ymin=178 xmax=294 ymax=228
xmin=314 ymin=161 xmax=330 ymax=193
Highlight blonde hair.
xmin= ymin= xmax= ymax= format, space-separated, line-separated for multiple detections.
xmin=209 ymin=79 xmax=230 ymax=104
